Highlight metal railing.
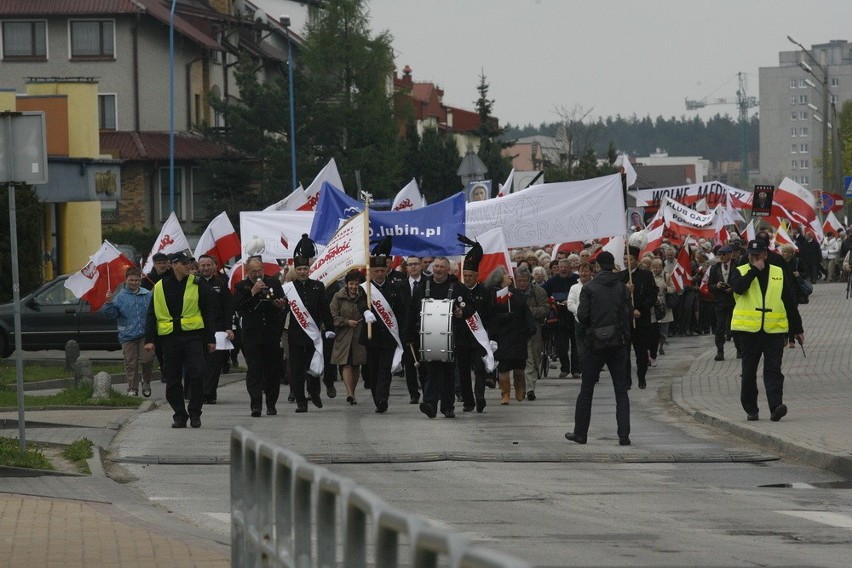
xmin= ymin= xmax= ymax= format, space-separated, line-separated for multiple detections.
xmin=231 ymin=426 xmax=530 ymax=568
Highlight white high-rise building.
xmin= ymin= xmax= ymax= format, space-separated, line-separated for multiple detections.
xmin=759 ymin=40 xmax=852 ymax=194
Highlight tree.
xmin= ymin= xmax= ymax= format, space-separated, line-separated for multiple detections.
xmin=297 ymin=0 xmax=403 ymax=197
xmin=0 ymin=185 xmax=45 ymax=301
xmin=418 ymin=127 xmax=462 ymax=201
xmin=474 ymin=72 xmax=513 ymax=188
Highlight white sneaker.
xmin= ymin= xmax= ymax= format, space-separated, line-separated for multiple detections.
xmin=649 ymin=358 xmax=657 ymax=367
xmin=127 ymin=389 xmax=138 ymax=397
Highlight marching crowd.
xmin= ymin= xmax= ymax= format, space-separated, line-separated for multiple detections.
xmin=97 ymin=224 xmax=836 ymax=440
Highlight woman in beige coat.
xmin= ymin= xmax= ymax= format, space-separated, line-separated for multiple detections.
xmin=330 ymin=270 xmax=368 ymax=404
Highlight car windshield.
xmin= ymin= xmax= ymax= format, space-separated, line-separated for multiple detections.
xmin=34 ymin=280 xmax=80 ymax=305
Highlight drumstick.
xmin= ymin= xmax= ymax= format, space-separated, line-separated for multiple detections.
xmin=409 ymin=343 xmax=420 ymax=368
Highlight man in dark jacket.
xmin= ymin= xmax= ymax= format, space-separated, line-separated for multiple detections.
xmin=565 ymin=252 xmax=633 ymax=446
xmin=708 ymin=246 xmax=740 ymax=361
xmin=399 ymin=256 xmax=427 ymax=403
xmin=233 ymin=256 xmax=285 ymax=417
xmin=543 ymin=259 xmax=580 ymax=377
xmin=197 ymin=255 xmax=233 ymax=404
xmin=620 ymin=246 xmax=658 ymax=390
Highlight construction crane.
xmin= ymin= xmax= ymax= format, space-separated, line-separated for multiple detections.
xmin=685 ymin=72 xmax=758 ymax=187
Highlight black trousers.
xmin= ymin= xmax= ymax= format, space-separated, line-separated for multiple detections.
xmin=714 ymin=304 xmax=740 ymax=353
xmin=627 ymin=325 xmax=654 ymax=384
xmin=740 ymin=331 xmax=786 ymax=416
xmin=289 ymin=341 xmax=320 ymax=405
xmin=366 ymin=344 xmax=396 ymax=407
xmin=161 ymin=335 xmax=205 ymax=422
xmin=323 ymin=336 xmax=338 ymax=388
xmin=572 ymin=344 xmax=630 ymax=439
xmin=402 ymin=346 xmax=426 ymax=399
xmin=243 ymin=341 xmax=282 ymax=411
xmin=423 ymin=360 xmax=456 ymax=414
xmin=203 ymin=349 xmax=226 ymax=401
xmin=553 ymin=324 xmax=580 ymax=374
xmin=455 ymin=346 xmax=487 ymax=406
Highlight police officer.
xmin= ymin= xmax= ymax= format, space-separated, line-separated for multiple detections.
xmin=197 ymin=254 xmax=234 ymax=404
xmin=145 ymin=251 xmax=215 ymax=428
xmin=233 ymin=256 xmax=285 ymax=417
xmin=283 ymin=235 xmax=336 ymax=413
xmin=730 ymin=239 xmax=804 ymax=422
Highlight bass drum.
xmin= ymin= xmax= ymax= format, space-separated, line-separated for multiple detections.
xmin=419 ymin=298 xmax=454 ymax=363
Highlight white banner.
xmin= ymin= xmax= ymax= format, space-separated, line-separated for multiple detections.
xmin=362 ymin=281 xmax=404 ymax=374
xmin=465 ymin=174 xmax=626 ymax=248
xmin=283 ymin=281 xmax=325 ymax=377
xmin=239 ymin=210 xmax=318 ymax=260
xmin=631 ymin=181 xmax=751 ymax=209
xmin=662 ymin=197 xmax=717 ymax=227
xmin=310 ymin=212 xmax=368 ymax=285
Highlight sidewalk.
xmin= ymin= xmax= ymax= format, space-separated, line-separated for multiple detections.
xmin=0 ymin=283 xmax=848 ymax=564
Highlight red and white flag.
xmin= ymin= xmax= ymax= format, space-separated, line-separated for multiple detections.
xmin=142 ymin=212 xmax=191 ymax=274
xmin=194 ymin=211 xmax=241 ymax=267
xmin=391 ymin=179 xmax=423 ymax=212
xmin=744 ymin=219 xmax=756 ymax=242
xmin=64 ymin=241 xmax=136 ymax=311
xmin=602 ymin=235 xmax=625 ymax=268
xmin=297 ymin=158 xmax=344 ymax=211
xmin=670 ymin=246 xmax=693 ymax=293
xmin=227 ymin=254 xmax=281 ymax=292
xmin=823 ymin=210 xmax=844 ymax=235
xmin=773 ymin=224 xmax=798 ymax=251
xmin=264 ymin=186 xmax=308 ymax=211
xmin=773 ymin=177 xmax=821 ymax=238
xmin=496 ymin=168 xmax=516 ymax=198
xmin=474 ymin=227 xmax=512 ymax=283
xmin=640 ymin=214 xmax=665 ymax=256
xmin=495 ymin=286 xmax=512 ymax=304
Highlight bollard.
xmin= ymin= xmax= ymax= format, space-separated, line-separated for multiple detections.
xmin=91 ymin=371 xmax=112 ymax=399
xmin=73 ymin=356 xmax=93 ymax=387
xmin=64 ymin=340 xmax=80 ymax=371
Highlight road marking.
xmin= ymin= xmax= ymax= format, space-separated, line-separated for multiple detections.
xmin=777 ymin=510 xmax=852 ymax=529
xmin=205 ymin=512 xmax=232 ymax=524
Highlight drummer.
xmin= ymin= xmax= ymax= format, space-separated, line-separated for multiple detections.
xmin=405 ymin=257 xmax=476 ymax=419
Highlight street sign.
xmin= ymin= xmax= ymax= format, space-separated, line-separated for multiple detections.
xmin=844 ymin=176 xmax=852 ymax=197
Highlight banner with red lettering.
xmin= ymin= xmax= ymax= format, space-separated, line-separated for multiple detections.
xmin=142 ymin=211 xmax=191 ymax=274
xmin=391 ymin=179 xmax=423 ymax=212
xmin=310 ymin=211 xmax=368 ymax=285
xmin=631 ymin=182 xmax=752 ymax=211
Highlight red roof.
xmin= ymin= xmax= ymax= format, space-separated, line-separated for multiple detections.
xmin=449 ymin=107 xmax=481 ymax=133
xmin=0 ymin=0 xmax=220 ymax=50
xmin=100 ymin=131 xmax=238 ymax=161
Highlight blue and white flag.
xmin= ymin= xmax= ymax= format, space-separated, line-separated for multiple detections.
xmin=310 ymin=182 xmax=465 ymax=256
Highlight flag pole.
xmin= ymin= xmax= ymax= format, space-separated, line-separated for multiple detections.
xmin=621 ymin=171 xmax=636 ymax=329
xmin=362 ymin=192 xmax=373 ymax=339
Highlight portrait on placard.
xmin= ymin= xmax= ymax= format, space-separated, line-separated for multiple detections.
xmin=752 ymin=185 xmax=774 ymax=217
xmin=465 ymin=180 xmax=492 ymax=202
xmin=626 ymin=207 xmax=645 ymax=231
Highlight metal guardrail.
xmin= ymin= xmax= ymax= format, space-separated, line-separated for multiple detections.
xmin=231 ymin=426 xmax=530 ymax=568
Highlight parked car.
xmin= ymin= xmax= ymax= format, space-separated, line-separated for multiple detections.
xmin=0 ymin=275 xmax=120 ymax=357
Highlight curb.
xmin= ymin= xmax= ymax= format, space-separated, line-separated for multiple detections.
xmin=0 ymin=464 xmax=86 ymax=478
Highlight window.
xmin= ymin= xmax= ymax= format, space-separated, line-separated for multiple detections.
xmin=799 ymin=94 xmax=808 ymax=104
xmin=790 ymin=128 xmax=797 ymax=137
xmin=800 ymin=127 xmax=808 ymax=137
xmin=791 ymin=145 xmax=798 ymax=154
xmin=831 ymin=94 xmax=839 ymax=104
xmin=160 ymin=167 xmax=183 ymax=220
xmin=791 ymin=112 xmax=798 ymax=120
xmin=791 ymin=95 xmax=797 ymax=105
xmin=801 ymin=159 xmax=809 ymax=168
xmin=831 ymin=78 xmax=839 ymax=87
xmin=191 ymin=167 xmax=210 ymax=221
xmin=70 ymin=20 xmax=114 ymax=58
xmin=98 ymin=94 xmax=116 ymax=130
xmin=101 ymin=201 xmax=118 ymax=222
xmin=801 ymin=111 xmax=808 ymax=120
xmin=2 ymin=20 xmax=46 ymax=59
xmin=791 ymin=160 xmax=798 ymax=170
xmin=802 ymin=176 xmax=809 ymax=185
xmin=800 ymin=144 xmax=809 ymax=153
xmin=798 ymin=78 xmax=807 ymax=88
xmin=790 ymin=78 xmax=797 ymax=88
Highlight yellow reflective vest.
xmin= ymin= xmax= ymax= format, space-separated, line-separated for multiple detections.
xmin=731 ymin=264 xmax=788 ymax=333
xmin=153 ymin=277 xmax=204 ymax=336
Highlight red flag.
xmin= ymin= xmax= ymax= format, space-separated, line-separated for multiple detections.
xmin=64 ymin=241 xmax=136 ymax=311
xmin=823 ymin=211 xmax=844 ymax=235
xmin=772 ymin=177 xmax=820 ymax=237
xmin=194 ymin=211 xmax=241 ymax=267
xmin=495 ymin=286 xmax=512 ymax=304
xmin=670 ymin=246 xmax=692 ymax=293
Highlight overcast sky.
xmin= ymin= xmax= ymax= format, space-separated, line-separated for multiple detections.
xmin=365 ymin=0 xmax=850 ymax=128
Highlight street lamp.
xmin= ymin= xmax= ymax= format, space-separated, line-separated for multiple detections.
xmin=169 ymin=0 xmax=176 ymax=215
xmin=788 ymin=35 xmax=832 ymax=195
xmin=281 ymin=16 xmax=297 ymax=193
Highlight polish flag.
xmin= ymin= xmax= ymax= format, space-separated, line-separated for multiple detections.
xmin=823 ymin=210 xmax=844 ymax=235
xmin=602 ymin=235 xmax=625 ymax=268
xmin=619 ymin=154 xmax=637 ymax=187
xmin=772 ymin=177 xmax=818 ymax=233
xmin=772 ymin=223 xmax=798 ymax=251
xmin=194 ymin=211 xmax=241 ymax=267
xmin=391 ymin=179 xmax=423 ymax=212
xmin=227 ymin=254 xmax=282 ymax=292
xmin=552 ymin=241 xmax=585 ymax=256
xmin=640 ymin=215 xmax=666 ymax=256
xmin=264 ymin=186 xmax=308 ymax=211
xmin=670 ymin=246 xmax=693 ymax=293
xmin=297 ymin=158 xmax=344 ymax=211
xmin=744 ymin=219 xmax=756 ymax=242
xmin=142 ymin=212 xmax=191 ymax=274
xmin=495 ymin=285 xmax=512 ymax=304
xmin=65 ymin=241 xmax=136 ymax=311
xmin=474 ymin=227 xmax=513 ymax=283
xmin=496 ymin=168 xmax=515 ymax=198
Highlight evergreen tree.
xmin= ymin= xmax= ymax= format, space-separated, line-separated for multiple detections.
xmin=473 ymin=72 xmax=512 ymax=188
xmin=418 ymin=127 xmax=461 ymax=201
xmin=0 ymin=185 xmax=45 ymax=301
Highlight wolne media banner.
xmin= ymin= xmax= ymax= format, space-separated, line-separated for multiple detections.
xmin=310 ymin=182 xmax=465 ymax=256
